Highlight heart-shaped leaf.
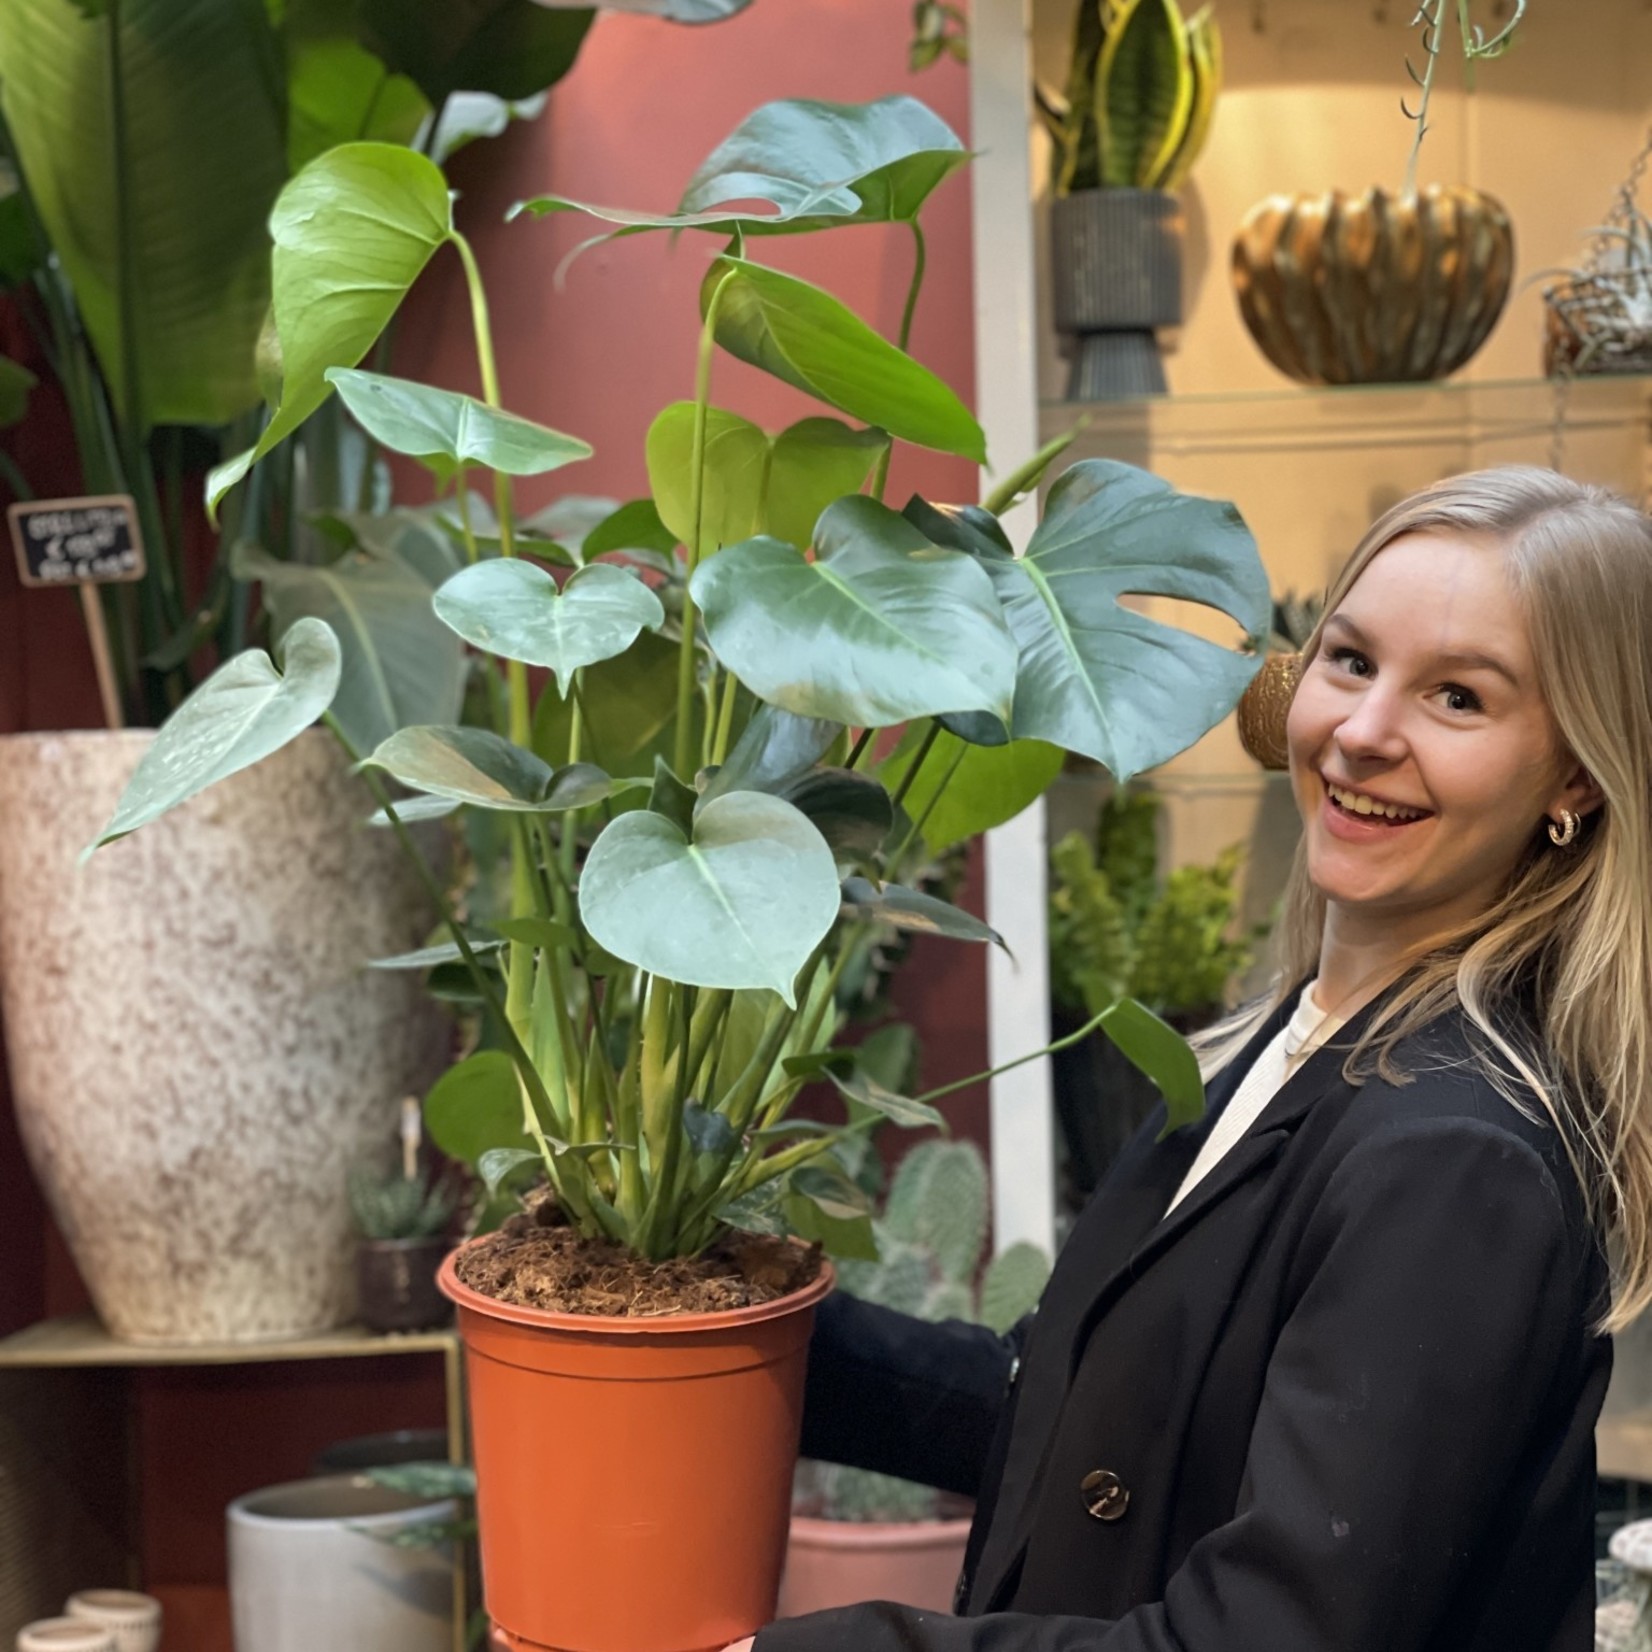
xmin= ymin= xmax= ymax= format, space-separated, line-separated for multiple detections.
xmin=765 ymin=418 xmax=888 ymax=551
xmin=648 ymin=756 xmax=698 ymax=836
xmin=434 ymin=559 xmax=664 ymax=694
xmin=1099 ymin=997 xmax=1205 ymax=1136
xmin=582 ymin=498 xmax=679 ymax=561
xmin=425 ymin=1050 xmax=536 ymax=1166
xmin=703 ymin=258 xmax=985 ymax=462
xmin=208 ymin=144 xmax=453 ymax=512
xmin=364 ymin=725 xmax=624 ymax=812
xmin=88 ymin=618 xmax=342 ymax=851
xmin=966 ymin=460 xmax=1269 ymax=781
xmin=690 ymin=495 xmax=1015 ymax=729
xmin=516 ymin=95 xmax=964 ymax=238
xmin=326 ymin=368 xmax=592 ymax=485
xmin=784 ymin=1166 xmax=877 ymax=1260
xmin=287 ymin=37 xmax=428 ymax=173
xmin=532 ymin=627 xmax=681 ymax=775
xmin=778 ymin=770 xmax=893 ymax=860
xmin=840 ymin=876 xmax=1006 ymax=949
xmin=877 ymin=723 xmax=1064 ymax=854
xmin=578 ymin=791 xmax=840 ymax=1004
xmin=645 ymin=403 xmax=769 ymax=558
xmin=480 ymin=1146 xmax=544 ymax=1196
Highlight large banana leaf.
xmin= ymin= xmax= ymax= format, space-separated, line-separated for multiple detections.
xmin=517 ymin=96 xmax=966 ymax=238
xmin=0 ymin=0 xmax=288 ymax=428
xmin=1096 ymin=0 xmax=1192 ymax=190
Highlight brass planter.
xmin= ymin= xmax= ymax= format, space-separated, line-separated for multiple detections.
xmin=1236 ymin=653 xmax=1301 ymax=771
xmin=1230 ymin=185 xmax=1514 ymax=385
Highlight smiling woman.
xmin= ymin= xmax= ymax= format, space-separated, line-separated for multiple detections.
xmin=758 ymin=465 xmax=1652 ymax=1652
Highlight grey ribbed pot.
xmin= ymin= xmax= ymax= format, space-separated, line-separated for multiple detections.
xmin=1051 ymin=188 xmax=1184 ymax=399
xmin=0 ymin=730 xmax=446 ymax=1344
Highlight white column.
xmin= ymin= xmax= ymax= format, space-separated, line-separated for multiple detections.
xmin=969 ymin=0 xmax=1056 ymax=1258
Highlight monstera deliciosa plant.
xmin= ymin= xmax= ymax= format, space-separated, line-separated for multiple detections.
xmin=87 ymin=95 xmax=1269 ymax=1266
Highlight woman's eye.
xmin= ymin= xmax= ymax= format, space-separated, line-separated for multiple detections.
xmin=1326 ymin=646 xmax=1372 ymax=678
xmin=1440 ymin=683 xmax=1482 ymax=714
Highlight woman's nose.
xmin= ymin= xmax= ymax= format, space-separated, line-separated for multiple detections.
xmin=1332 ymin=686 xmax=1408 ymax=763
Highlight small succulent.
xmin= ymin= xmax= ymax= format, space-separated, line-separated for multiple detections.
xmin=349 ymin=1163 xmax=459 ymax=1242
xmin=795 ymin=1140 xmax=1051 ymax=1524
xmin=909 ymin=0 xmax=967 ymax=72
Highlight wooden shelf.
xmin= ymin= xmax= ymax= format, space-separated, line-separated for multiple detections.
xmin=0 ymin=1313 xmax=458 ymax=1369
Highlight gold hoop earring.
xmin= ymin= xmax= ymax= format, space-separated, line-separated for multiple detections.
xmin=1548 ymin=808 xmax=1579 ymax=847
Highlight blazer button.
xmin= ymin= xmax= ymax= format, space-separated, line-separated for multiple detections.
xmin=1081 ymin=1469 xmax=1130 ymax=1522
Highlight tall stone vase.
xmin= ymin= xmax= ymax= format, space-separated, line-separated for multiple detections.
xmin=0 ymin=729 xmax=447 ymax=1344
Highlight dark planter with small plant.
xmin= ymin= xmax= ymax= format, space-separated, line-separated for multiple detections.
xmin=1040 ymin=0 xmax=1220 ymax=398
xmin=1048 ymin=789 xmax=1264 ymax=1204
xmin=350 ymin=1164 xmax=457 ymax=1333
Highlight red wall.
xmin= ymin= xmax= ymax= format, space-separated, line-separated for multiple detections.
xmin=0 ymin=1 xmax=985 ymax=1627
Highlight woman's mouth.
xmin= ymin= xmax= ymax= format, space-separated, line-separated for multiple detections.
xmin=1322 ymin=779 xmax=1432 ymax=830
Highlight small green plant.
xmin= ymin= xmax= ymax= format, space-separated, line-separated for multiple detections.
xmin=1050 ymin=789 xmax=1260 ymax=1022
xmin=1399 ymin=1 xmax=1525 ymax=195
xmin=796 ymin=1140 xmax=1051 ymax=1523
xmin=1038 ymin=0 xmax=1222 ymax=198
xmin=909 ymin=0 xmax=967 ymax=72
xmin=349 ymin=1163 xmax=458 ymax=1242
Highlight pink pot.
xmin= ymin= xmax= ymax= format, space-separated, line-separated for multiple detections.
xmin=775 ymin=1515 xmax=973 ymax=1618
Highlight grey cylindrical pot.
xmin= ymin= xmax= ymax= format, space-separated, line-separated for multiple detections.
xmin=0 ymin=730 xmax=447 ymax=1344
xmin=356 ymin=1238 xmax=452 ymax=1333
xmin=228 ymin=1475 xmax=454 ymax=1652
xmin=1051 ymin=188 xmax=1184 ymax=400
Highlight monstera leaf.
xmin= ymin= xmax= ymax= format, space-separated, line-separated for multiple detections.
xmin=915 ymin=463 xmax=1268 ymax=781
xmin=364 ymin=725 xmax=628 ymax=812
xmin=578 ymin=792 xmax=840 ymax=1003
xmin=690 ymin=496 xmax=1016 ymax=730
xmin=515 ymin=95 xmax=965 ymax=238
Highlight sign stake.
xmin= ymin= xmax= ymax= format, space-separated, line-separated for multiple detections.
xmin=78 ymin=584 xmax=124 ymax=731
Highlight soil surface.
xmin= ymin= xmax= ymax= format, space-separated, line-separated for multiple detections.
xmin=455 ymin=1200 xmax=824 ymax=1317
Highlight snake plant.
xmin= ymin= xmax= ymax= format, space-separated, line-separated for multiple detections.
xmin=1040 ymin=0 xmax=1221 ymax=197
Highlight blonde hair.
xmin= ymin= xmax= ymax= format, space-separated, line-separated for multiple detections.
xmin=1203 ymin=465 xmax=1652 ymax=1331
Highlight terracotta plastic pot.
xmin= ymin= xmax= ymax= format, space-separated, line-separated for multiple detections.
xmin=440 ymin=1245 xmax=834 ymax=1652
xmin=776 ymin=1516 xmax=973 ymax=1617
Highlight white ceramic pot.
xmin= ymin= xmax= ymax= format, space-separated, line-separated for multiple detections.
xmin=0 ymin=730 xmax=446 ymax=1343
xmin=15 ymin=1620 xmax=115 ymax=1652
xmin=63 ymin=1593 xmax=159 ymax=1652
xmin=227 ymin=1474 xmax=455 ymax=1652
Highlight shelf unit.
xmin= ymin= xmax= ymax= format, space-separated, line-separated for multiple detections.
xmin=0 ymin=1316 xmax=465 ymax=1651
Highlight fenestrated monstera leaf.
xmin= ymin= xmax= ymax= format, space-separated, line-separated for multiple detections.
xmin=208 ymin=144 xmax=453 ymax=512
xmin=87 ymin=618 xmax=342 ymax=851
xmin=923 ymin=461 xmax=1269 ymax=781
xmin=578 ymin=791 xmax=840 ymax=1004
xmin=434 ymin=559 xmax=665 ymax=695
xmin=515 ymin=95 xmax=965 ymax=238
xmin=690 ymin=495 xmax=1016 ymax=730
xmin=363 ymin=724 xmax=628 ymax=812
xmin=326 ymin=368 xmax=592 ymax=484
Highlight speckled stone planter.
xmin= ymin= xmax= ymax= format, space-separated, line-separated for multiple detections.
xmin=0 ymin=730 xmax=446 ymax=1344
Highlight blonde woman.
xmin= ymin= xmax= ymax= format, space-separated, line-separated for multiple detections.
xmin=744 ymin=466 xmax=1649 ymax=1652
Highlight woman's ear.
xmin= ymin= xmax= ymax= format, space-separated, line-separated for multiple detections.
xmin=1553 ymin=763 xmax=1605 ymax=822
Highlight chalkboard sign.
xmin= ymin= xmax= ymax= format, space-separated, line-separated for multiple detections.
xmin=8 ymin=495 xmax=145 ymax=588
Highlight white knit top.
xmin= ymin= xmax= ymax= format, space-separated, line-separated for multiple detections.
xmin=1163 ymin=984 xmax=1345 ymax=1219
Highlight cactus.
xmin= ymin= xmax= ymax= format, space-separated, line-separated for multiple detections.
xmin=800 ymin=1139 xmax=1052 ymax=1523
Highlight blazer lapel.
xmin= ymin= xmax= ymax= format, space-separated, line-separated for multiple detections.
xmin=973 ymin=987 xmax=1382 ymax=1612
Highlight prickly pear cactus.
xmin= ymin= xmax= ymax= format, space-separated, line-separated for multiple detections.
xmin=882 ymin=1139 xmax=988 ymax=1284
xmin=834 ymin=1234 xmax=933 ymax=1317
xmin=978 ymin=1241 xmax=1052 ymax=1335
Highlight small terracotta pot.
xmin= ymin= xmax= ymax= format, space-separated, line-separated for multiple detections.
xmin=357 ymin=1238 xmax=452 ymax=1333
xmin=777 ymin=1516 xmax=973 ymax=1617
xmin=440 ymin=1243 xmax=833 ymax=1652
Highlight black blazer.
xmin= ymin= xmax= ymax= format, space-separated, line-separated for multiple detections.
xmin=761 ymin=991 xmax=1613 ymax=1652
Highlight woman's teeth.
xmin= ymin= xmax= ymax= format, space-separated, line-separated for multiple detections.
xmin=1326 ymin=782 xmax=1425 ymax=822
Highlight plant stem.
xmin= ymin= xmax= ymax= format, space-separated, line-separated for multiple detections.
xmin=889 ymin=719 xmax=941 ymax=813
xmin=868 ymin=221 xmax=928 ymax=504
xmin=674 ymin=269 xmax=737 ymax=779
xmin=845 ymin=727 xmax=875 ymax=770
xmin=908 ymin=1004 xmax=1114 ymax=1109
xmin=888 ymin=736 xmax=967 ymax=879
xmin=454 ymin=475 xmax=480 ymax=564
xmin=1403 ymin=2 xmax=1442 ymax=198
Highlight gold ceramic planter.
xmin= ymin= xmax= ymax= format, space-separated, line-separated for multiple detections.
xmin=1231 ymin=185 xmax=1514 ymax=385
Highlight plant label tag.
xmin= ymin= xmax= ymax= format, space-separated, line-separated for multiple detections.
xmin=9 ymin=495 xmax=146 ymax=588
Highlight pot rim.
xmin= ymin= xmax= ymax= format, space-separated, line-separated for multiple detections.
xmin=438 ymin=1234 xmax=834 ymax=1336
xmin=786 ymin=1513 xmax=975 ymax=1550
xmin=227 ymin=1471 xmax=455 ymax=1530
